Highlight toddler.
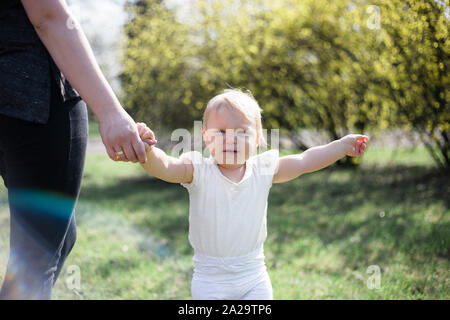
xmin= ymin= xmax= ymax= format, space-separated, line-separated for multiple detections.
xmin=136 ymin=89 xmax=369 ymax=299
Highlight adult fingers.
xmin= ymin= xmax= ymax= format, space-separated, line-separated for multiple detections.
xmin=105 ymin=144 xmax=118 ymax=161
xmin=132 ymin=138 xmax=147 ymax=164
xmin=113 ymin=145 xmax=128 ymax=162
xmin=122 ymin=143 xmax=138 ymax=163
xmin=142 ymin=128 xmax=155 ymax=140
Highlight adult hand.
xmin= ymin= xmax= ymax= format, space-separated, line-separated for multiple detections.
xmin=98 ymin=108 xmax=155 ymax=163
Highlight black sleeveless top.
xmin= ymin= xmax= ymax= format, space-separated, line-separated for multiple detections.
xmin=0 ymin=0 xmax=80 ymax=124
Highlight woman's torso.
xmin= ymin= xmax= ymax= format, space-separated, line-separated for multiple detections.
xmin=0 ymin=0 xmax=79 ymax=124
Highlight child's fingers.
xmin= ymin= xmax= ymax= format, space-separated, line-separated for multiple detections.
xmin=137 ymin=122 xmax=151 ymax=136
xmin=356 ymin=140 xmax=363 ymax=149
xmin=356 ymin=145 xmax=361 ymax=155
xmin=357 ymin=136 xmax=369 ymax=143
xmin=358 ymin=141 xmax=366 ymax=154
xmin=137 ymin=124 xmax=146 ymax=135
xmin=354 ymin=135 xmax=369 ymax=143
xmin=143 ymin=138 xmax=157 ymax=145
xmin=360 ymin=144 xmax=367 ymax=155
xmin=142 ymin=130 xmax=155 ymax=140
xmin=136 ymin=122 xmax=155 ymax=139
xmin=352 ymin=135 xmax=368 ymax=156
xmin=144 ymin=138 xmax=157 ymax=150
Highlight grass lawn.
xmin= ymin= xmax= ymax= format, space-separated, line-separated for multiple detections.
xmin=0 ymin=145 xmax=448 ymax=299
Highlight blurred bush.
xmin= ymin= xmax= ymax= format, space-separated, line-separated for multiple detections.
xmin=121 ymin=0 xmax=449 ymax=170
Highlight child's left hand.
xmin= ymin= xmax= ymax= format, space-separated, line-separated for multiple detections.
xmin=339 ymin=134 xmax=369 ymax=157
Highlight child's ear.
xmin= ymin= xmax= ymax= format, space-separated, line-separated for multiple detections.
xmin=202 ymin=129 xmax=209 ymax=142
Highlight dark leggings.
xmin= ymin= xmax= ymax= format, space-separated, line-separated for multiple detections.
xmin=0 ymin=80 xmax=88 ymax=299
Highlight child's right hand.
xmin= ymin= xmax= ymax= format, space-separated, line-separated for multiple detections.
xmin=339 ymin=134 xmax=369 ymax=157
xmin=136 ymin=122 xmax=157 ymax=151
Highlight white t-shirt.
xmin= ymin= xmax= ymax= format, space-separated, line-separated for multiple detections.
xmin=179 ymin=149 xmax=279 ymax=257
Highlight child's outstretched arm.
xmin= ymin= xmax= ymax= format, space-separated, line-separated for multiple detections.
xmin=136 ymin=123 xmax=193 ymax=184
xmin=273 ymin=134 xmax=369 ymax=183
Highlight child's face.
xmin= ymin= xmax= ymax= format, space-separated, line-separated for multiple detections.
xmin=203 ymin=107 xmax=258 ymax=167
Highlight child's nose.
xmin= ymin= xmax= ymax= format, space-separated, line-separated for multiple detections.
xmin=225 ymin=131 xmax=235 ymax=143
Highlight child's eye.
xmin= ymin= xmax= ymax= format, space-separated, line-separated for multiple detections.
xmin=216 ymin=129 xmax=246 ymax=135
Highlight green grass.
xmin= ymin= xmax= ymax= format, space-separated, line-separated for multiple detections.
xmin=0 ymin=145 xmax=448 ymax=299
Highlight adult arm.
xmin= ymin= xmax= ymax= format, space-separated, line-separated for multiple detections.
xmin=21 ymin=0 xmax=149 ymax=163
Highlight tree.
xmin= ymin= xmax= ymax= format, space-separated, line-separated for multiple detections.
xmin=121 ymin=0 xmax=201 ymax=133
xmin=121 ymin=0 xmax=449 ymax=170
xmin=372 ymin=0 xmax=449 ymax=170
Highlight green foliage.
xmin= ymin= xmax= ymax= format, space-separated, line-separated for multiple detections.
xmin=121 ymin=0 xmax=200 ymax=131
xmin=372 ymin=0 xmax=449 ymax=169
xmin=121 ymin=0 xmax=449 ymax=169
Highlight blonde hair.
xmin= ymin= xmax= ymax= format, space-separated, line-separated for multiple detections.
xmin=203 ymin=89 xmax=267 ymax=148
